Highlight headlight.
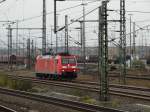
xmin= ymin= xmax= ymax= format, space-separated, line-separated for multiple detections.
xmin=71 ymin=66 xmax=76 ymax=68
xmin=62 ymin=66 xmax=67 ymax=68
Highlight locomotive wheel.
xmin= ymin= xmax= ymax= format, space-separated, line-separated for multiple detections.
xmin=51 ymin=74 xmax=57 ymax=80
xmin=54 ymin=74 xmax=58 ymax=80
xmin=48 ymin=74 xmax=52 ymax=80
xmin=58 ymin=75 xmax=62 ymax=80
xmin=36 ymin=73 xmax=42 ymax=79
xmin=44 ymin=74 xmax=49 ymax=79
xmin=41 ymin=74 xmax=45 ymax=79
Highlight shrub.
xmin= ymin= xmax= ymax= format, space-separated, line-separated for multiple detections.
xmin=132 ymin=60 xmax=145 ymax=70
xmin=80 ymin=96 xmax=97 ymax=104
xmin=0 ymin=75 xmax=8 ymax=87
xmin=0 ymin=74 xmax=32 ymax=91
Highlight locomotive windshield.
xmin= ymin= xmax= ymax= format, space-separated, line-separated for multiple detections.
xmin=62 ymin=57 xmax=76 ymax=64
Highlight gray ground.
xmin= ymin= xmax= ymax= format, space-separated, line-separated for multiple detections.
xmin=0 ymin=93 xmax=82 ymax=112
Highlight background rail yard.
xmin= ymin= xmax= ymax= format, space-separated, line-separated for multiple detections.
xmin=0 ymin=0 xmax=150 ymax=112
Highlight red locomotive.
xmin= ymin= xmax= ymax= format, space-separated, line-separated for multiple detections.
xmin=35 ymin=53 xmax=79 ymax=79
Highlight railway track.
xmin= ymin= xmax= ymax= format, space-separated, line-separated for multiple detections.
xmin=7 ymin=74 xmax=150 ymax=101
xmin=73 ymin=80 xmax=150 ymax=92
xmin=0 ymin=105 xmax=17 ymax=112
xmin=0 ymin=87 xmax=124 ymax=112
xmin=109 ymin=74 xmax=150 ymax=80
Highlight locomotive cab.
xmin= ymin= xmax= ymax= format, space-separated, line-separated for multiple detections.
xmin=61 ymin=56 xmax=78 ymax=79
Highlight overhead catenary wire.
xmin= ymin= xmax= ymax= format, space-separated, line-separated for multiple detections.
xmin=113 ymin=10 xmax=148 ymax=29
xmin=57 ymin=6 xmax=99 ymax=31
xmin=0 ymin=0 xmax=6 ymax=4
xmin=9 ymin=0 xmax=100 ymax=24
xmin=1 ymin=0 xmax=150 ymax=50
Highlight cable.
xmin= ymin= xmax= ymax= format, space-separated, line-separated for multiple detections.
xmin=135 ymin=19 xmax=150 ymax=23
xmin=109 ymin=25 xmax=150 ymax=43
xmin=16 ymin=0 xmax=100 ymax=23
xmin=57 ymin=6 xmax=99 ymax=31
xmin=126 ymin=11 xmax=150 ymax=14
xmin=113 ymin=10 xmax=145 ymax=30
xmin=0 ymin=0 xmax=6 ymax=4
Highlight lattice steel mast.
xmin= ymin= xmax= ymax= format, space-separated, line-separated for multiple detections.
xmin=65 ymin=15 xmax=69 ymax=53
xmin=119 ymin=0 xmax=126 ymax=84
xmin=98 ymin=1 xmax=109 ymax=101
xmin=7 ymin=25 xmax=12 ymax=69
xmin=42 ymin=0 xmax=46 ymax=55
xmin=27 ymin=38 xmax=31 ymax=69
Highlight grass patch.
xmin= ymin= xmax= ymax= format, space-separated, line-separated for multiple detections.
xmin=110 ymin=99 xmax=121 ymax=108
xmin=0 ymin=73 xmax=32 ymax=91
xmin=29 ymin=87 xmax=39 ymax=92
xmin=0 ymin=74 xmax=8 ymax=87
xmin=98 ymin=99 xmax=121 ymax=108
xmin=144 ymin=109 xmax=150 ymax=112
xmin=80 ymin=96 xmax=97 ymax=105
xmin=69 ymin=89 xmax=87 ymax=97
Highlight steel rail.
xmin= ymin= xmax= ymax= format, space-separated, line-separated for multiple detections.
xmin=109 ymin=74 xmax=150 ymax=80
xmin=0 ymin=105 xmax=17 ymax=112
xmin=8 ymin=74 xmax=150 ymax=92
xmin=73 ymin=80 xmax=150 ymax=92
xmin=6 ymin=74 xmax=150 ymax=101
xmin=0 ymin=87 xmax=125 ymax=112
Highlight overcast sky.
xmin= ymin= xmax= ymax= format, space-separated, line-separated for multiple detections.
xmin=0 ymin=0 xmax=150 ymax=49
